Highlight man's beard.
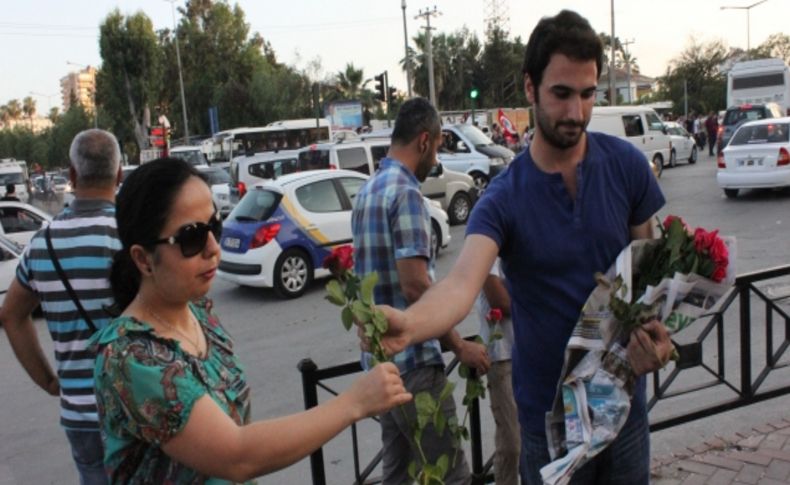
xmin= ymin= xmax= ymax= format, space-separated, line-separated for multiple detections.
xmin=535 ymin=103 xmax=587 ymax=150
xmin=415 ymin=152 xmax=435 ymax=182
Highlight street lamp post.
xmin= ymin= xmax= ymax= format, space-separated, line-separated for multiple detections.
xmin=166 ymin=0 xmax=190 ymax=143
xmin=29 ymin=92 xmax=58 ymax=112
xmin=721 ymin=0 xmax=769 ymax=59
xmin=401 ymin=0 xmax=413 ymax=98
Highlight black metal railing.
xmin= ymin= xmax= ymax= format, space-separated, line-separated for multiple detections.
xmin=300 ymin=265 xmax=790 ymax=484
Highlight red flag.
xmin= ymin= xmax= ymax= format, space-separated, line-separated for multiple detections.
xmin=498 ymin=109 xmax=517 ymax=137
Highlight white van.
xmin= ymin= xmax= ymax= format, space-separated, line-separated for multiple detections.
xmin=587 ymin=106 xmax=670 ymax=176
xmin=0 ymin=159 xmax=31 ymax=202
xmin=170 ymin=145 xmax=208 ymax=167
xmin=297 ymin=141 xmax=478 ymax=225
xmin=438 ymin=124 xmax=515 ymax=191
xmin=229 ymin=150 xmax=301 ymax=197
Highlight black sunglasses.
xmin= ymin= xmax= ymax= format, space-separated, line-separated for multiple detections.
xmin=149 ymin=212 xmax=223 ymax=257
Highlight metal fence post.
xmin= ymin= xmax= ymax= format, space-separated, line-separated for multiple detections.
xmin=470 ymin=387 xmax=484 ymax=479
xmin=739 ymin=284 xmax=753 ymax=399
xmin=299 ymin=358 xmax=326 ymax=485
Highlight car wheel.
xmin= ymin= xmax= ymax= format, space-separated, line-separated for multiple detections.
xmin=431 ymin=220 xmax=441 ymax=258
xmin=669 ymin=149 xmax=677 ymax=168
xmin=470 ymin=171 xmax=489 ymax=192
xmin=689 ymin=145 xmax=697 ymax=164
xmin=724 ymin=188 xmax=739 ymax=199
xmin=273 ymin=248 xmax=312 ymax=299
xmin=448 ymin=192 xmax=472 ymax=225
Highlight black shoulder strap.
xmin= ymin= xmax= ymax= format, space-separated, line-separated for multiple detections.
xmin=45 ymin=225 xmax=98 ymax=333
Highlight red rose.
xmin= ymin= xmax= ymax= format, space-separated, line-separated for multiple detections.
xmin=694 ymin=228 xmax=719 ymax=253
xmin=487 ymin=308 xmax=503 ymax=322
xmin=709 ymin=237 xmax=728 ymax=265
xmin=322 ymin=245 xmax=354 ymax=276
xmin=711 ymin=265 xmax=727 ymax=283
xmin=663 ymin=215 xmax=690 ymax=233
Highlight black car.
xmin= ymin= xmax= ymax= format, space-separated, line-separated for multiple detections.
xmin=718 ymin=103 xmax=784 ymax=154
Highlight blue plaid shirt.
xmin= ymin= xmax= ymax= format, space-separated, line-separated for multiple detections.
xmin=352 ymin=157 xmax=443 ymax=373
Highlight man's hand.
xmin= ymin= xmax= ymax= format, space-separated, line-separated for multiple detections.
xmin=357 ymin=305 xmax=412 ymax=357
xmin=455 ymin=340 xmax=490 ymax=375
xmin=45 ymin=377 xmax=60 ymax=397
xmin=627 ymin=320 xmax=674 ymax=376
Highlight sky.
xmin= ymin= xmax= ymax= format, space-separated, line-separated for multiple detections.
xmin=2 ymin=0 xmax=790 ymax=114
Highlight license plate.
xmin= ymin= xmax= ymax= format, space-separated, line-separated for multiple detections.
xmin=223 ymin=237 xmax=240 ymax=249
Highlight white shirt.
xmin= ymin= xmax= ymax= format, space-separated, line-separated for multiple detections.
xmin=475 ymin=258 xmax=515 ymax=362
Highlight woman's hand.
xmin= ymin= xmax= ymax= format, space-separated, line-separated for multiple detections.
xmin=346 ymin=362 xmax=412 ymax=420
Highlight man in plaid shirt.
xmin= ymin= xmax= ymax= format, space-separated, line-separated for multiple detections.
xmin=352 ymin=98 xmax=489 ymax=485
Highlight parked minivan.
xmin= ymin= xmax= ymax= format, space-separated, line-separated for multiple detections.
xmin=298 ymin=140 xmax=478 ymax=225
xmin=587 ymin=106 xmax=670 ymax=177
xmin=229 ymin=150 xmax=301 ymax=198
xmin=438 ymin=124 xmax=515 ymax=191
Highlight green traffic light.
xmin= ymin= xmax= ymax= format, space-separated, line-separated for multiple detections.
xmin=470 ymin=89 xmax=479 ymax=99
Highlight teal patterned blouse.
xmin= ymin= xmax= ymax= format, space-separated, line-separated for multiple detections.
xmin=91 ymin=298 xmax=252 ymax=484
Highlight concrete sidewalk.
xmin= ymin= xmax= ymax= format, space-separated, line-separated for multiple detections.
xmin=651 ymin=415 xmax=790 ymax=484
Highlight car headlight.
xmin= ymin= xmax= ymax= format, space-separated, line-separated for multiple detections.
xmin=490 ymin=157 xmax=505 ymax=166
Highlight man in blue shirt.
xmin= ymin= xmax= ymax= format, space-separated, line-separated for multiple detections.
xmin=352 ymin=98 xmax=489 ymax=485
xmin=367 ymin=11 xmax=674 ymax=485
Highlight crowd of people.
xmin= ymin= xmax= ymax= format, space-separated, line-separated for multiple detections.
xmin=1 ymin=9 xmax=675 ymax=485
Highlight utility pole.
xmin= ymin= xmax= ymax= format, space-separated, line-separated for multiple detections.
xmin=721 ymin=0 xmax=769 ymax=60
xmin=622 ymin=38 xmax=635 ymax=104
xmin=401 ymin=0 xmax=413 ymax=97
xmin=166 ymin=0 xmax=190 ymax=143
xmin=609 ymin=0 xmax=616 ymax=106
xmin=415 ymin=6 xmax=441 ymax=108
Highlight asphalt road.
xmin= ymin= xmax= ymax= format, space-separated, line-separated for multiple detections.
xmin=2 ymin=150 xmax=790 ymax=484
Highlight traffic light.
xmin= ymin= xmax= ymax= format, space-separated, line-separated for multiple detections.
xmin=374 ymin=73 xmax=386 ymax=102
xmin=470 ymin=88 xmax=479 ymax=100
xmin=388 ymin=86 xmax=397 ymax=104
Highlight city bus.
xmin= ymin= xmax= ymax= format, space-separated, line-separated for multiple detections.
xmin=727 ymin=58 xmax=790 ymax=115
xmin=207 ymin=119 xmax=331 ymax=166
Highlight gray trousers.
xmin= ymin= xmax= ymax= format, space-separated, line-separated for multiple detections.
xmin=380 ymin=365 xmax=471 ymax=485
xmin=487 ymin=360 xmax=521 ymax=485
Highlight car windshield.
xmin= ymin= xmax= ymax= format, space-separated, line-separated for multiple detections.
xmin=229 ymin=188 xmax=281 ymax=222
xmin=171 ymin=150 xmax=205 ymax=166
xmin=0 ymin=173 xmax=24 ymax=185
xmin=201 ymin=168 xmax=231 ymax=185
xmin=667 ymin=126 xmax=684 ymax=136
xmin=456 ymin=125 xmax=495 ymax=147
xmin=730 ymin=122 xmax=790 ymax=146
xmin=724 ymin=107 xmax=768 ymax=126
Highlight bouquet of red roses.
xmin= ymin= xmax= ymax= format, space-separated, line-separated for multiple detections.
xmin=542 ymin=216 xmax=736 ymax=485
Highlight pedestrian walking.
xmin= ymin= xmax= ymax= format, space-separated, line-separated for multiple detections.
xmin=365 ymin=11 xmax=673 ymax=485
xmin=0 ymin=129 xmax=123 ymax=484
xmin=351 ymin=98 xmax=489 ymax=485
xmin=705 ymin=111 xmax=719 ymax=156
xmin=91 ymin=158 xmax=411 ymax=483
xmin=476 ymin=258 xmax=520 ymax=485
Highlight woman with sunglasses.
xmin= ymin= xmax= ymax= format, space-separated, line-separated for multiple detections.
xmin=91 ymin=158 xmax=411 ymax=483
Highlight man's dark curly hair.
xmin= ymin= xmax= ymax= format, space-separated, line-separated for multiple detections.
xmin=522 ymin=10 xmax=603 ymax=94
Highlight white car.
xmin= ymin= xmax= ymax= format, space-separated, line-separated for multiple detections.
xmin=717 ymin=117 xmax=790 ymax=198
xmin=217 ymin=169 xmax=451 ymax=298
xmin=0 ymin=234 xmax=23 ymax=306
xmin=196 ymin=165 xmax=239 ymax=218
xmin=0 ymin=201 xmax=51 ymax=246
xmin=170 ymin=145 xmax=209 ymax=167
xmin=664 ymin=121 xmax=698 ymax=167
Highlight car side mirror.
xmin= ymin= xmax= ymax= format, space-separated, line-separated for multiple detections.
xmin=457 ymin=141 xmax=470 ymax=153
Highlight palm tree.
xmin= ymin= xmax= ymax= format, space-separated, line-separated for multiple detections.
xmin=5 ymin=99 xmax=22 ymax=121
xmin=22 ymin=96 xmax=36 ymax=128
xmin=617 ymin=51 xmax=640 ymax=75
xmin=48 ymin=107 xmax=60 ymax=123
xmin=334 ymin=63 xmax=370 ymax=100
xmin=0 ymin=105 xmax=9 ymax=127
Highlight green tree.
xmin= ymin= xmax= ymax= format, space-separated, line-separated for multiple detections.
xmin=22 ymin=96 xmax=36 ymax=123
xmin=657 ymin=38 xmax=728 ymax=115
xmin=480 ymin=27 xmax=526 ymax=107
xmin=751 ymin=33 xmax=790 ymax=64
xmin=47 ymin=104 xmax=92 ymax=168
xmin=97 ymin=10 xmax=163 ymax=156
xmin=5 ymin=99 xmax=22 ymax=121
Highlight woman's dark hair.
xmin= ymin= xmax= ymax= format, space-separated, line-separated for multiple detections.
xmin=109 ymin=158 xmax=206 ymax=314
xmin=521 ymin=10 xmax=603 ymax=96
xmin=391 ymin=97 xmax=441 ymax=146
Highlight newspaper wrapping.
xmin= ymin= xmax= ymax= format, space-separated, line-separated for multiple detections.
xmin=540 ymin=237 xmax=736 ymax=485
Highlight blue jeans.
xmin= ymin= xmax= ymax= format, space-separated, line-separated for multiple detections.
xmin=519 ymin=408 xmax=650 ymax=485
xmin=65 ymin=430 xmax=108 ymax=485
